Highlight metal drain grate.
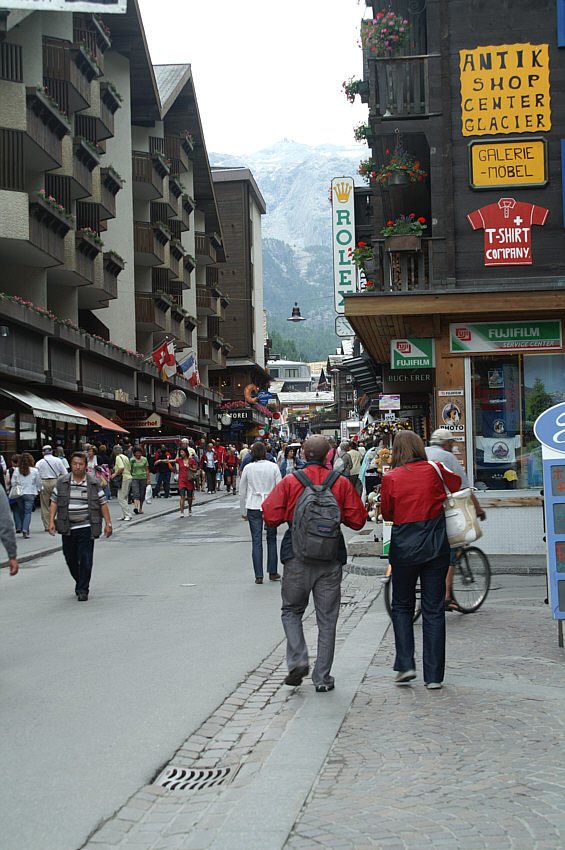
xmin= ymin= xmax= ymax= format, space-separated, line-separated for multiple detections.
xmin=155 ymin=766 xmax=233 ymax=792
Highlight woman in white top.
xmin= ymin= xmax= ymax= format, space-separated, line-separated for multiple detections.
xmin=240 ymin=441 xmax=282 ymax=584
xmin=11 ymin=452 xmax=42 ymax=538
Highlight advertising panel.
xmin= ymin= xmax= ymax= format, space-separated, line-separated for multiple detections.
xmin=460 ymin=43 xmax=551 ymax=136
xmin=1 ymin=1 xmax=126 ymax=10
xmin=331 ymin=177 xmax=356 ymax=314
xmin=379 ymin=394 xmax=400 ymax=410
xmin=467 ymin=198 xmax=548 ymax=266
xmin=390 ymin=338 xmax=435 ymax=369
xmin=450 ymin=321 xmax=562 ymax=353
xmin=437 ymin=388 xmax=467 ymax=469
xmin=469 ymin=138 xmax=547 ymax=189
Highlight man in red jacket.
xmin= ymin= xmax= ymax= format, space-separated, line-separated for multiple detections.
xmin=262 ymin=435 xmax=367 ymax=692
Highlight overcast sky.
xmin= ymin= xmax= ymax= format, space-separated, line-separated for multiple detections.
xmin=137 ymin=0 xmax=368 ymax=154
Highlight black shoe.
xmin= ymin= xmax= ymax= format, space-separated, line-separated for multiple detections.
xmin=315 ymin=683 xmax=335 ymax=693
xmin=269 ymin=573 xmax=281 ymax=581
xmin=133 ymin=508 xmax=139 ymax=514
xmin=284 ymin=665 xmax=309 ymax=686
xmin=77 ymin=593 xmax=88 ymax=602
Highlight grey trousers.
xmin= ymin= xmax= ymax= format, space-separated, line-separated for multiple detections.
xmin=281 ymin=557 xmax=342 ymax=688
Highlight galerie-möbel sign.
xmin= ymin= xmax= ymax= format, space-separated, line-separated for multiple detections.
xmin=331 ymin=177 xmax=356 ymax=314
xmin=469 ymin=138 xmax=547 ymax=189
xmin=391 ymin=338 xmax=435 ymax=369
xmin=450 ymin=321 xmax=562 ymax=353
xmin=460 ymin=43 xmax=551 ymax=136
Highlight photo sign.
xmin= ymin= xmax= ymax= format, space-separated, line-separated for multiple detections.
xmin=331 ymin=177 xmax=356 ymax=314
xmin=379 ymin=394 xmax=400 ymax=411
xmin=437 ymin=388 xmax=467 ymax=469
xmin=1 ymin=0 xmax=126 ymax=9
xmin=460 ymin=43 xmax=551 ymax=136
xmin=450 ymin=321 xmax=562 ymax=353
xmin=390 ymin=338 xmax=435 ymax=369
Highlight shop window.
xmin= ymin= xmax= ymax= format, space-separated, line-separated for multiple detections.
xmin=19 ymin=414 xmax=38 ymax=455
xmin=472 ymin=353 xmax=565 ymax=490
xmin=0 ymin=412 xmax=16 ymax=457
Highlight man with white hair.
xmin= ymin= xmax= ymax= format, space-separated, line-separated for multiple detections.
xmin=35 ymin=445 xmax=66 ymax=531
xmin=425 ymin=428 xmax=486 ymax=609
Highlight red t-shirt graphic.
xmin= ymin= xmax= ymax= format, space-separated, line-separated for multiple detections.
xmin=467 ymin=198 xmax=548 ymax=266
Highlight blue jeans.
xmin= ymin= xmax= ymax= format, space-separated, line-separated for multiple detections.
xmin=154 ymin=470 xmax=171 ymax=497
xmin=62 ymin=526 xmax=95 ymax=596
xmin=14 ymin=494 xmax=35 ymax=533
xmin=247 ymin=509 xmax=277 ymax=578
xmin=391 ymin=553 xmax=449 ymax=684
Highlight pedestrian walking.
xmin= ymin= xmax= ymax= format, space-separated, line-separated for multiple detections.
xmin=262 ymin=435 xmax=367 ymax=691
xmin=201 ymin=442 xmax=217 ymax=493
xmin=130 ymin=445 xmax=150 ymax=514
xmin=0 ymin=486 xmax=18 ymax=576
xmin=214 ymin=440 xmax=226 ymax=491
xmin=380 ymin=430 xmax=462 ymax=689
xmin=55 ymin=446 xmax=70 ymax=471
xmin=48 ymin=451 xmax=112 ymax=601
xmin=425 ymin=428 xmax=486 ymax=611
xmin=175 ymin=448 xmax=198 ymax=517
xmin=110 ymin=445 xmax=133 ymax=521
xmin=348 ymin=441 xmax=363 ymax=494
xmin=10 ymin=452 xmax=42 ymax=539
xmin=224 ymin=446 xmax=238 ymax=494
xmin=153 ymin=444 xmax=173 ymax=498
xmin=239 ymin=441 xmax=282 ymax=584
xmin=333 ymin=441 xmax=353 ymax=477
xmin=35 ymin=444 xmax=67 ymax=531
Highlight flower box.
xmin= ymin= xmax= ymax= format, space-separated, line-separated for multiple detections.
xmin=384 ymin=235 xmax=421 ymax=252
xmin=387 ymin=171 xmax=409 ymax=187
xmin=0 ymin=296 xmax=55 ymax=334
xmin=54 ymin=322 xmax=84 ymax=346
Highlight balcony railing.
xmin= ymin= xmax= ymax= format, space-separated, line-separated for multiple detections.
xmin=25 ymin=88 xmax=71 ymax=172
xmin=363 ymin=238 xmax=435 ymax=293
xmin=28 ymin=195 xmax=72 ymax=265
xmin=164 ymin=133 xmax=192 ymax=173
xmin=206 ymin=266 xmax=219 ymax=286
xmin=98 ymin=167 xmax=123 ymax=219
xmin=374 ymin=54 xmax=439 ymax=118
xmin=198 ymin=337 xmax=225 ymax=368
xmin=0 ymin=42 xmax=23 ymax=82
xmin=135 ymin=293 xmax=169 ymax=332
xmin=0 ymin=129 xmax=24 ymax=191
xmin=196 ymin=284 xmax=219 ymax=316
xmin=132 ymin=151 xmax=164 ymax=201
xmin=134 ymin=221 xmax=166 ymax=266
xmin=152 ymin=269 xmax=183 ymax=306
xmin=43 ymin=38 xmax=94 ymax=113
xmin=73 ymin=137 xmax=99 ymax=198
xmin=195 ymin=232 xmax=217 ymax=265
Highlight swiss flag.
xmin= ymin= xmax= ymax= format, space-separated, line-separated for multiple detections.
xmin=151 ymin=341 xmax=169 ymax=369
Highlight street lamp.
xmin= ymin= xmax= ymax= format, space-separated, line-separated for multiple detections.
xmin=331 ymin=367 xmax=342 ymax=436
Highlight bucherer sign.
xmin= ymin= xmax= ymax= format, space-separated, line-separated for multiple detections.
xmin=460 ymin=43 xmax=551 ymax=136
xmin=331 ymin=178 xmax=356 ymax=314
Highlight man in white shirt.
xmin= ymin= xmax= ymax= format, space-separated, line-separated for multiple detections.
xmin=36 ymin=445 xmax=67 ymax=531
xmin=239 ymin=442 xmax=282 ymax=583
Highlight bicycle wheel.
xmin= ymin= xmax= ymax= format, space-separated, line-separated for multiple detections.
xmin=451 ymin=546 xmax=491 ymax=613
xmin=382 ymin=575 xmax=422 ymax=623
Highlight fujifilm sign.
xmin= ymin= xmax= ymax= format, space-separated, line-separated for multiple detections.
xmin=391 ymin=339 xmax=436 ymax=369
xmin=1 ymin=1 xmax=127 ymax=12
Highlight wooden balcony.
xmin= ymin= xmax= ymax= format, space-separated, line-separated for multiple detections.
xmin=168 ymin=175 xmax=183 ymax=215
xmin=98 ymin=81 xmax=122 ymax=138
xmin=132 ymin=151 xmax=165 ymax=201
xmin=196 ymin=284 xmax=219 ymax=316
xmin=28 ymin=194 xmax=73 ymax=266
xmin=206 ymin=266 xmax=219 ymax=286
xmin=164 ymin=133 xmax=193 ymax=174
xmin=43 ymin=38 xmax=96 ymax=113
xmin=218 ymin=293 xmax=230 ymax=322
xmin=152 ymin=270 xmax=183 ymax=305
xmin=0 ymin=42 xmax=23 ymax=82
xmin=134 ymin=221 xmax=168 ymax=266
xmin=0 ymin=129 xmax=24 ymax=191
xmin=195 ymin=232 xmax=217 ymax=265
xmin=180 ymin=194 xmax=193 ymax=231
xmin=72 ymin=137 xmax=99 ymax=199
xmin=182 ymin=256 xmax=194 ymax=290
xmin=373 ymin=54 xmax=439 ymax=119
xmin=168 ymin=304 xmax=186 ymax=346
xmin=77 ymin=250 xmax=121 ymax=310
xmin=198 ymin=337 xmax=225 ymax=368
xmin=135 ymin=292 xmax=169 ymax=332
xmin=359 ymin=238 xmax=434 ymax=294
xmin=46 ymin=229 xmax=100 ymax=287
xmin=98 ymin=166 xmax=123 ymax=220
xmin=25 ymin=87 xmax=71 ymax=172
xmin=73 ymin=13 xmax=111 ymax=74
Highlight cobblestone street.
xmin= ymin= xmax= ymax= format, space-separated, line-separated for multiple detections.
xmin=81 ymin=573 xmax=565 ymax=850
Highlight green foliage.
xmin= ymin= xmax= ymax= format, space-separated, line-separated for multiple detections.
xmin=525 ymin=377 xmax=554 ymax=423
xmin=267 ymin=318 xmax=340 ymax=363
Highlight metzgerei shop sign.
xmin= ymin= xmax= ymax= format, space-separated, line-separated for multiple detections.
xmin=460 ymin=43 xmax=551 ymax=136
xmin=450 ymin=321 xmax=562 ymax=353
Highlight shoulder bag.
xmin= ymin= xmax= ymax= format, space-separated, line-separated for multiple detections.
xmin=428 ymin=461 xmax=482 ymax=546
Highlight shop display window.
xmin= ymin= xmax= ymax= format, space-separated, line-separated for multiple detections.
xmin=0 ymin=412 xmax=16 ymax=457
xmin=472 ymin=353 xmax=565 ymax=490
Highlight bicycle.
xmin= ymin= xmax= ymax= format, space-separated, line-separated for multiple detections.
xmin=383 ymin=544 xmax=492 ymax=620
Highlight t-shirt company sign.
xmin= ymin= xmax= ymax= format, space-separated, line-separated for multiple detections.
xmin=450 ymin=321 xmax=562 ymax=353
xmin=467 ymin=198 xmax=548 ymax=266
xmin=2 ymin=1 xmax=126 ymax=11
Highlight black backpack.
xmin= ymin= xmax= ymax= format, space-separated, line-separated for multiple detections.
xmin=291 ymin=469 xmax=341 ymax=563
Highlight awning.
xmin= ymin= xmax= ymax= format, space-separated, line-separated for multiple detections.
xmin=0 ymin=387 xmax=88 ymax=425
xmin=67 ymin=404 xmax=129 ymax=434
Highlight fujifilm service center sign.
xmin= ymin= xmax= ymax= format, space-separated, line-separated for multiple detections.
xmin=391 ymin=338 xmax=436 ymax=369
xmin=1 ymin=1 xmax=126 ymax=10
xmin=331 ymin=177 xmax=356 ymax=314
xmin=450 ymin=320 xmax=562 ymax=353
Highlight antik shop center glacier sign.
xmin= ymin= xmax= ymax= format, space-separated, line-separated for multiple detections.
xmin=450 ymin=320 xmax=562 ymax=353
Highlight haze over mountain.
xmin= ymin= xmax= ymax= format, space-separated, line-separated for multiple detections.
xmin=210 ymin=139 xmax=367 ymax=357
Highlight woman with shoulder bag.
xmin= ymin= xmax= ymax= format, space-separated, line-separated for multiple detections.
xmin=11 ymin=452 xmax=42 ymax=539
xmin=175 ymin=448 xmax=198 ymax=517
xmin=130 ymin=445 xmax=151 ymax=514
xmin=380 ymin=430 xmax=461 ymax=690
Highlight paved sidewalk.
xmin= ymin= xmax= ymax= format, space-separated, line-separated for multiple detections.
xmin=78 ymin=572 xmax=564 ymax=850
xmin=0 ymin=487 xmax=227 ymax=568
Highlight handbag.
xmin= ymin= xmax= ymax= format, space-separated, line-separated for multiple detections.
xmin=428 ymin=461 xmax=483 ymax=546
xmin=8 ymin=481 xmax=23 ymax=499
xmin=145 ymin=484 xmax=153 ymax=504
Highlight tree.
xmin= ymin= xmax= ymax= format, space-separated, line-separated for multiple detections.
xmin=526 ymin=378 xmax=553 ymax=423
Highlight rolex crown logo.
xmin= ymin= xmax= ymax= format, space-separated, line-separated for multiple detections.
xmin=333 ymin=181 xmax=352 ymax=203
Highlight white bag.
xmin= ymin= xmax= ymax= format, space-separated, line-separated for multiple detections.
xmin=145 ymin=484 xmax=153 ymax=504
xmin=428 ymin=462 xmax=483 ymax=546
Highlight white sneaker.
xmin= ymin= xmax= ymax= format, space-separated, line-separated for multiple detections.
xmin=123 ymin=516 xmax=132 ymax=522
xmin=425 ymin=682 xmax=443 ymax=690
xmin=394 ymin=669 xmax=416 ymax=684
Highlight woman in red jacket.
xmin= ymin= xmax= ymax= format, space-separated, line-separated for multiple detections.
xmin=380 ymin=430 xmax=461 ymax=690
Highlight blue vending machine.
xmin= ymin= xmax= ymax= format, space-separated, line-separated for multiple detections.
xmin=534 ymin=402 xmax=565 ymax=645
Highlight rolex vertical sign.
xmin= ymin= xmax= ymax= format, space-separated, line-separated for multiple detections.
xmin=331 ymin=178 xmax=356 ymax=314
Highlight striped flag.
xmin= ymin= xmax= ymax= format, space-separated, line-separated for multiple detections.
xmin=179 ymin=352 xmax=199 ymax=387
